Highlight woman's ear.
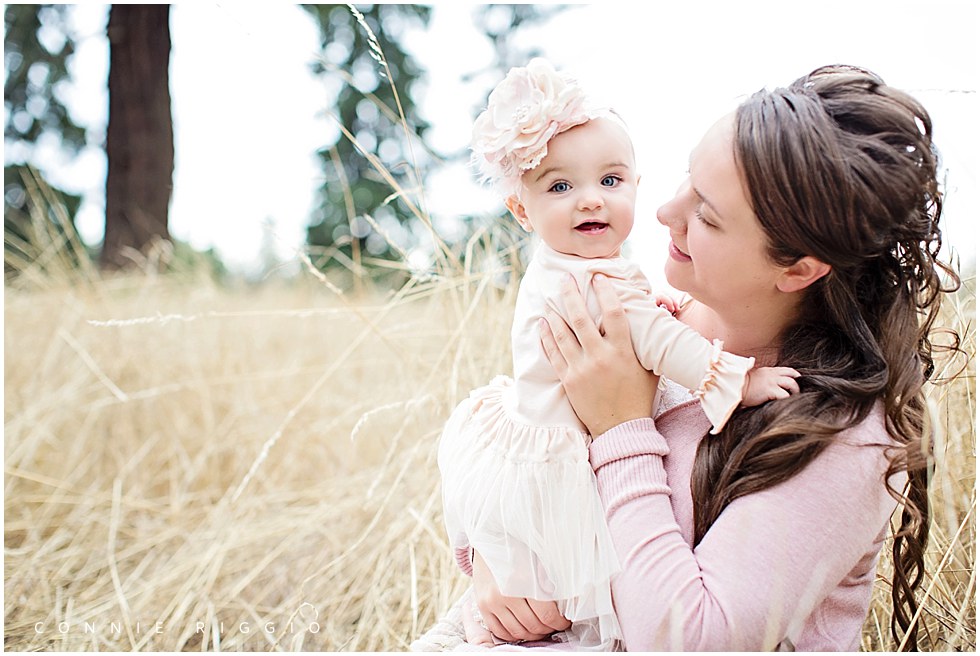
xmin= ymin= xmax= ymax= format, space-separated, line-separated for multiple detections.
xmin=505 ymin=195 xmax=533 ymax=233
xmin=777 ymin=256 xmax=831 ymax=293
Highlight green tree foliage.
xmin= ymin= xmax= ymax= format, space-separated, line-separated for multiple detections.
xmin=4 ymin=4 xmax=87 ymax=273
xmin=302 ymin=4 xmax=567 ymax=287
xmin=303 ymin=4 xmax=433 ymax=283
xmin=5 ymin=3 xmax=570 ymax=282
xmin=4 ymin=5 xmax=85 ymax=152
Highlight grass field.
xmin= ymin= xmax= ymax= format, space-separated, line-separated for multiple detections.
xmin=3 ymin=226 xmax=975 ymax=651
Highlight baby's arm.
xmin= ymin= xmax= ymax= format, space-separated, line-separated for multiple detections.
xmin=741 ymin=366 xmax=801 ymax=407
xmin=594 ymin=270 xmax=794 ymax=432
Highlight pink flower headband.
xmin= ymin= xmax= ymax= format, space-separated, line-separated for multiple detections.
xmin=470 ymin=58 xmax=601 ymax=196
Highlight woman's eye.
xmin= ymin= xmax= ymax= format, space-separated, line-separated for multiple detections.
xmin=550 ymin=181 xmax=571 ymax=193
xmin=695 ymin=207 xmax=714 ymax=228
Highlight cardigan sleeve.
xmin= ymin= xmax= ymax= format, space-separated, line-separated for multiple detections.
xmin=589 ymin=414 xmax=899 ymax=651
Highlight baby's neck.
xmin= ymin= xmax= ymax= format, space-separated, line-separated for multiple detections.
xmin=541 ymin=242 xmax=623 ymax=260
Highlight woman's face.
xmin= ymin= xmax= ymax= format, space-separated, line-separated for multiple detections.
xmin=656 ymin=114 xmax=784 ymax=312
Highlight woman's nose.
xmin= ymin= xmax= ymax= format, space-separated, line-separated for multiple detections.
xmin=657 ymin=179 xmax=692 ymax=228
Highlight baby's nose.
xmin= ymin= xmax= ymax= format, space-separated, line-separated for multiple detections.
xmin=578 ymin=189 xmax=604 ymax=211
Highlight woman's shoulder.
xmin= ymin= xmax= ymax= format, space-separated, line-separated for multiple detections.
xmin=825 ymin=402 xmax=902 ymax=486
xmin=834 ymin=402 xmax=892 ymax=448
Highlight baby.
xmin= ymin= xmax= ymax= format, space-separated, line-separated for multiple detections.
xmin=437 ymin=58 xmax=799 ymax=649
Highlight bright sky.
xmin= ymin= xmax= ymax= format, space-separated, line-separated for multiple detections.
xmin=29 ymin=1 xmax=980 ymax=281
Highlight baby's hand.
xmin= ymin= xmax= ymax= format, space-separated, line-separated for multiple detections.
xmin=742 ymin=366 xmax=801 ymax=407
xmin=654 ymin=293 xmax=679 ymax=315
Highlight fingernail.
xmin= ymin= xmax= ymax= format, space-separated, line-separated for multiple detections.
xmin=594 ymin=273 xmax=606 ymax=282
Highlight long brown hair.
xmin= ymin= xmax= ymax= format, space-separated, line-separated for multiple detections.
xmin=689 ymin=65 xmax=960 ymax=649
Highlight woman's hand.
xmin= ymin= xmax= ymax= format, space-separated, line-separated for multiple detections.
xmin=465 ymin=551 xmax=571 ymax=644
xmin=540 ymin=273 xmax=660 ymax=436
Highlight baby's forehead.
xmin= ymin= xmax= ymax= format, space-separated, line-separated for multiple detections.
xmin=551 ymin=118 xmax=636 ymax=162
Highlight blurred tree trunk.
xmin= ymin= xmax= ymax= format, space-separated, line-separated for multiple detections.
xmin=101 ymin=4 xmax=174 ymax=270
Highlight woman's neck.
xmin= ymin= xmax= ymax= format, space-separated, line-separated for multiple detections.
xmin=679 ymin=298 xmax=796 ymax=366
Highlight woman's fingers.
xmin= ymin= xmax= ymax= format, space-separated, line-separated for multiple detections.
xmin=498 ymin=602 xmax=553 ymax=641
xmin=557 ymin=274 xmax=603 ymax=350
xmin=526 ymin=598 xmax=572 ymax=633
xmin=542 ymin=273 xmax=603 ymax=371
xmin=482 ymin=603 xmax=552 ymax=643
xmin=539 ymin=317 xmax=569 ymax=379
xmin=470 ymin=551 xmax=557 ymax=643
xmin=504 ymin=598 xmax=566 ymax=637
xmin=482 ymin=606 xmax=520 ymax=643
xmin=591 ymin=273 xmax=631 ymax=347
xmin=545 ymin=308 xmax=584 ymax=371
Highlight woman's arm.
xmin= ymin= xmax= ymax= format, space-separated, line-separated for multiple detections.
xmin=542 ymin=273 xmax=898 ymax=650
xmin=591 ymin=417 xmax=895 ymax=650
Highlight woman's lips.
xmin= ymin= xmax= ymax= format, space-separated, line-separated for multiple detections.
xmin=668 ymin=241 xmax=692 ymax=262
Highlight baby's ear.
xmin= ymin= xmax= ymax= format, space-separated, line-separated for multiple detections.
xmin=505 ymin=195 xmax=533 ymax=232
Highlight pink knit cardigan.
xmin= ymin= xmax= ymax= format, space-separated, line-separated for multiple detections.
xmin=455 ymin=393 xmax=901 ymax=651
xmin=588 ymin=396 xmax=901 ymax=651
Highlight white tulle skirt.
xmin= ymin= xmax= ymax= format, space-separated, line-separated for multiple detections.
xmin=438 ymin=375 xmax=622 ymax=649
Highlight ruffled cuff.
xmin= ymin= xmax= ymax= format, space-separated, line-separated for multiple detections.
xmin=695 ymin=339 xmax=755 ymax=435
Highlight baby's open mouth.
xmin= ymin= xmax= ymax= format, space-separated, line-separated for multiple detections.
xmin=575 ymin=222 xmax=608 ymax=234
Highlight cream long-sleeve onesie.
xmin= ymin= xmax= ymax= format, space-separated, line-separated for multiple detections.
xmin=509 ymin=243 xmax=754 ymax=434
xmin=437 ymin=243 xmax=754 ymax=649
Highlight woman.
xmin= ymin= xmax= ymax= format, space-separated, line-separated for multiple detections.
xmin=462 ymin=64 xmax=960 ymax=651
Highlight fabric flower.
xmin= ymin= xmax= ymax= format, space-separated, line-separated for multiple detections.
xmin=471 ymin=58 xmax=595 ymax=195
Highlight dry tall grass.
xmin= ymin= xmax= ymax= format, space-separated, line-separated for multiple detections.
xmin=3 ymin=222 xmax=975 ymax=651
xmin=3 ymin=233 xmax=518 ymax=651
xmin=4 ymin=14 xmax=976 ymax=646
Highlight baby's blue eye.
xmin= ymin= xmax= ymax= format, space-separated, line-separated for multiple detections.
xmin=601 ymin=175 xmax=620 ymax=187
xmin=550 ymin=181 xmax=571 ymax=193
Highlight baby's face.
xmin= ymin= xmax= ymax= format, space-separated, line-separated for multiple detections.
xmin=509 ymin=117 xmax=638 ymax=259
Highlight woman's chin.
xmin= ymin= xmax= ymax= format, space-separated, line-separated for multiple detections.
xmin=663 ymin=267 xmax=690 ymax=293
